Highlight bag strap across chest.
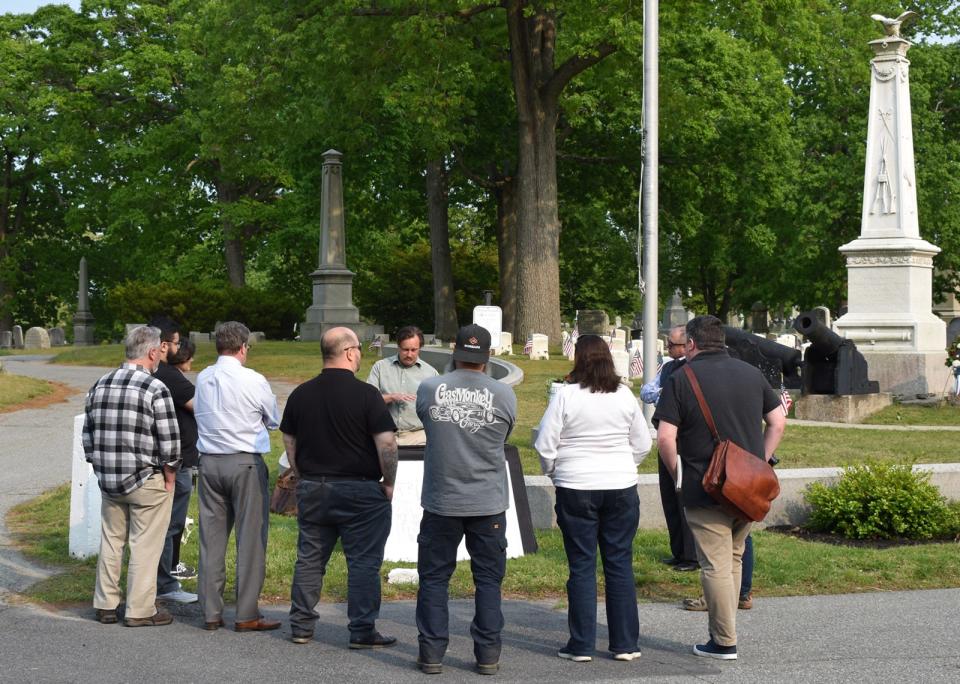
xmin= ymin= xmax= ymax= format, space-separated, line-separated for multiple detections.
xmin=683 ymin=364 xmax=721 ymax=445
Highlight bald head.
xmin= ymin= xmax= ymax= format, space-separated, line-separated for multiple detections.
xmin=667 ymin=325 xmax=687 ymax=360
xmin=321 ymin=327 xmax=361 ymax=370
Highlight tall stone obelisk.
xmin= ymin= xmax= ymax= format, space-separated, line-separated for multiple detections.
xmin=300 ymin=150 xmax=381 ymax=341
xmin=73 ymin=256 xmax=96 ymax=346
xmin=833 ymin=17 xmax=949 ymax=394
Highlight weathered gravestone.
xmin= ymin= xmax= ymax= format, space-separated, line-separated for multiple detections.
xmin=247 ymin=331 xmax=267 ymax=346
xmin=24 ymin=326 xmax=51 ymax=350
xmin=189 ymin=331 xmax=211 ymax=345
xmin=12 ymin=325 xmax=23 ymax=349
xmin=662 ymin=290 xmax=689 ymax=332
xmin=493 ymin=331 xmax=513 ymax=356
xmin=125 ymin=323 xmax=146 ymax=336
xmin=751 ymin=302 xmax=769 ymax=334
xmin=47 ymin=327 xmax=66 ymax=346
xmin=947 ymin=317 xmax=960 ymax=346
xmin=0 ymin=331 xmax=11 ymax=348
xmin=813 ymin=306 xmax=831 ymax=328
xmin=611 ymin=349 xmax=630 ymax=380
xmin=528 ymin=334 xmax=549 ymax=361
xmin=577 ymin=310 xmax=609 ymax=335
xmin=609 ymin=329 xmax=627 ymax=352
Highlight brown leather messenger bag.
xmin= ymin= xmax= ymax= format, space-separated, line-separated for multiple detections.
xmin=682 ymin=364 xmax=780 ymax=522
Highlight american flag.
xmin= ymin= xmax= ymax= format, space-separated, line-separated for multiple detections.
xmin=629 ymin=347 xmax=643 ymax=378
xmin=369 ymin=336 xmax=383 ymax=351
xmin=523 ymin=335 xmax=533 ymax=355
xmin=562 ymin=326 xmax=578 ymax=357
xmin=780 ymin=386 xmax=793 ymax=416
xmin=656 ymin=352 xmax=664 ymax=374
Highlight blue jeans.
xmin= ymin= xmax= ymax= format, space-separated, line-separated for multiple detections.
xmin=555 ymin=486 xmax=640 ymax=656
xmin=740 ymin=534 xmax=754 ymax=599
xmin=289 ymin=480 xmax=392 ymax=638
xmin=157 ymin=467 xmax=193 ymax=594
xmin=416 ymin=511 xmax=507 ymax=665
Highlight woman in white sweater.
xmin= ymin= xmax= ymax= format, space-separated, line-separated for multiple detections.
xmin=534 ymin=334 xmax=652 ymax=663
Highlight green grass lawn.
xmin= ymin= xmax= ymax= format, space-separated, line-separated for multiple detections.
xmin=0 ymin=373 xmax=55 ymax=411
xmin=49 ymin=342 xmax=960 ymax=475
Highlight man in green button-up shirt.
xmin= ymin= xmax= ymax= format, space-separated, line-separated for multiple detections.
xmin=367 ymin=325 xmax=439 ymax=445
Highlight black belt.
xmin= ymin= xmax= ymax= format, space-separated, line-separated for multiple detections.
xmin=301 ymin=474 xmax=373 ymax=482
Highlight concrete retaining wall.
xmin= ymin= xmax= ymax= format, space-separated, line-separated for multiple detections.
xmin=524 ymin=463 xmax=960 ymax=530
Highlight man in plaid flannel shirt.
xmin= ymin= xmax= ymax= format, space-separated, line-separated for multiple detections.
xmin=83 ymin=325 xmax=181 ymax=627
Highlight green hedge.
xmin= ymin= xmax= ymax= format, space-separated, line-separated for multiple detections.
xmin=804 ymin=461 xmax=960 ymax=540
xmin=107 ymin=281 xmax=301 ymax=340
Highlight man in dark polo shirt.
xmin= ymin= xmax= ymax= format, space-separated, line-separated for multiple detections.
xmin=654 ymin=315 xmax=785 ymax=662
xmin=149 ymin=316 xmax=199 ymax=604
xmin=280 ymin=326 xmax=399 ymax=649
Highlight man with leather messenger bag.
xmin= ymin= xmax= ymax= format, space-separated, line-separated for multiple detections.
xmin=654 ymin=315 xmax=786 ymax=661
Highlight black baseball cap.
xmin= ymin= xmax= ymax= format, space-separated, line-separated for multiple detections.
xmin=452 ymin=324 xmax=491 ymax=364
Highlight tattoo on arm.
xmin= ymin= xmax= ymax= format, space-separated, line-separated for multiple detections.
xmin=374 ymin=432 xmax=398 ymax=486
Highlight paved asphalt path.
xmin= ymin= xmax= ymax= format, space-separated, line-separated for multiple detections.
xmin=2 ymin=356 xmax=959 ymax=682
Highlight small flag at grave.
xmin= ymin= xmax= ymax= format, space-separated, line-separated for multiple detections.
xmin=656 ymin=352 xmax=664 ymax=374
xmin=562 ymin=326 xmax=578 ymax=357
xmin=629 ymin=347 xmax=643 ymax=378
xmin=523 ymin=335 xmax=533 ymax=355
xmin=780 ymin=386 xmax=793 ymax=416
xmin=369 ymin=336 xmax=383 ymax=351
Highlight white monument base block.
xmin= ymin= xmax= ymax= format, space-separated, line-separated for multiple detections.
xmin=794 ymin=393 xmax=892 ymax=423
xmin=69 ymin=414 xmax=101 ymax=559
xmin=858 ymin=351 xmax=953 ymax=396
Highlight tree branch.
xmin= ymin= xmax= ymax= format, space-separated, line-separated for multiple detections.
xmin=543 ymin=42 xmax=617 ymax=103
xmin=352 ymin=3 xmax=502 ymax=21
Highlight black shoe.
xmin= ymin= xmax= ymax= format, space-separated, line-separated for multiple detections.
xmin=417 ymin=659 xmax=443 ymax=674
xmin=673 ymin=561 xmax=700 ymax=572
xmin=291 ymin=632 xmax=313 ymax=644
xmin=349 ymin=631 xmax=397 ymax=649
xmin=660 ymin=557 xmax=682 ymax=566
xmin=95 ymin=608 xmax=118 ymax=624
xmin=693 ymin=638 xmax=737 ymax=660
xmin=477 ymin=661 xmax=499 ymax=675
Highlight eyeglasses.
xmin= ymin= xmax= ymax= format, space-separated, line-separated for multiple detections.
xmin=668 ymin=341 xmax=686 ymax=348
xmin=344 ymin=344 xmax=362 ymax=353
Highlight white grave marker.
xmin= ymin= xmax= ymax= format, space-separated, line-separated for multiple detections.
xmin=69 ymin=414 xmax=101 ymax=559
xmin=472 ymin=306 xmax=503 ymax=349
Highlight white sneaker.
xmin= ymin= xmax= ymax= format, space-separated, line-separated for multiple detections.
xmin=157 ymin=590 xmax=198 ymax=604
xmin=613 ymin=651 xmax=642 ymax=661
xmin=557 ymin=650 xmax=592 ymax=662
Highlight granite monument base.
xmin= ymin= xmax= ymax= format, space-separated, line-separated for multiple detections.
xmin=858 ymin=350 xmax=953 ymax=397
xmin=299 ymin=321 xmax=383 ymax=343
xmin=794 ymin=392 xmax=892 ymax=423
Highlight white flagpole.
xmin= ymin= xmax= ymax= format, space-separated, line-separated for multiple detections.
xmin=641 ymin=0 xmax=659 ymax=420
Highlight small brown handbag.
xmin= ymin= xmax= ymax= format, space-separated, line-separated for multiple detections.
xmin=682 ymin=365 xmax=780 ymax=522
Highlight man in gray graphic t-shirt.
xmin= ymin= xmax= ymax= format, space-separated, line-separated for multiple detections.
xmin=414 ymin=324 xmax=517 ymax=675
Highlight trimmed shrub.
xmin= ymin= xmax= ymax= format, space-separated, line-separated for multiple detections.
xmin=804 ymin=461 xmax=959 ymax=540
xmin=107 ymin=281 xmax=300 ymax=340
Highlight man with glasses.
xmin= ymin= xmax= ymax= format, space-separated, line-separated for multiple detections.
xmin=148 ymin=316 xmax=199 ymax=605
xmin=367 ymin=325 xmax=438 ymax=446
xmin=194 ymin=321 xmax=280 ymax=632
xmin=83 ymin=325 xmax=180 ymax=627
xmin=282 ymin=327 xmax=399 ymax=649
xmin=641 ymin=325 xmax=699 ymax=572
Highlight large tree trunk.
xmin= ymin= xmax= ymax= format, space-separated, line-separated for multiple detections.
xmin=495 ymin=178 xmax=517 ymax=335
xmin=426 ymin=158 xmax=458 ymax=339
xmin=214 ymin=178 xmax=246 ymax=288
xmin=506 ymin=3 xmax=561 ymax=344
xmin=504 ymin=2 xmax=615 ymax=344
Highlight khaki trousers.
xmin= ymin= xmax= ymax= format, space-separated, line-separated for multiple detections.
xmin=397 ymin=429 xmax=427 ymax=446
xmin=94 ymin=473 xmax=173 ymax=619
xmin=684 ymin=506 xmax=752 ymax=647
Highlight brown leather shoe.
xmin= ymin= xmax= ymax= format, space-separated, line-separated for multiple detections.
xmin=95 ymin=608 xmax=118 ymax=624
xmin=204 ymin=618 xmax=225 ymax=631
xmin=738 ymin=594 xmax=753 ymax=610
xmin=124 ymin=609 xmax=173 ymax=627
xmin=235 ymin=616 xmax=281 ymax=632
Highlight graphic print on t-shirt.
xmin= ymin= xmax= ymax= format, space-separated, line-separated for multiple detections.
xmin=427 ymin=382 xmax=499 ymax=433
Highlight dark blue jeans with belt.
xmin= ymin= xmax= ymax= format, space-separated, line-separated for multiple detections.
xmin=416 ymin=510 xmax=507 ymax=665
xmin=555 ymin=485 xmax=640 ymax=656
xmin=289 ymin=478 xmax=392 ymax=639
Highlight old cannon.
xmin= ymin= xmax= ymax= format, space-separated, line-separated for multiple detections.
xmin=723 ymin=326 xmax=802 ymax=390
xmin=793 ymin=311 xmax=879 ymax=395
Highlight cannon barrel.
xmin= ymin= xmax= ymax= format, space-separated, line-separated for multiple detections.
xmin=722 ymin=326 xmax=802 ymax=388
xmin=793 ymin=310 xmax=843 ymax=355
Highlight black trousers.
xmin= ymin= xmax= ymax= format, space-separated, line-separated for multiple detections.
xmin=658 ymin=457 xmax=697 ymax=562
